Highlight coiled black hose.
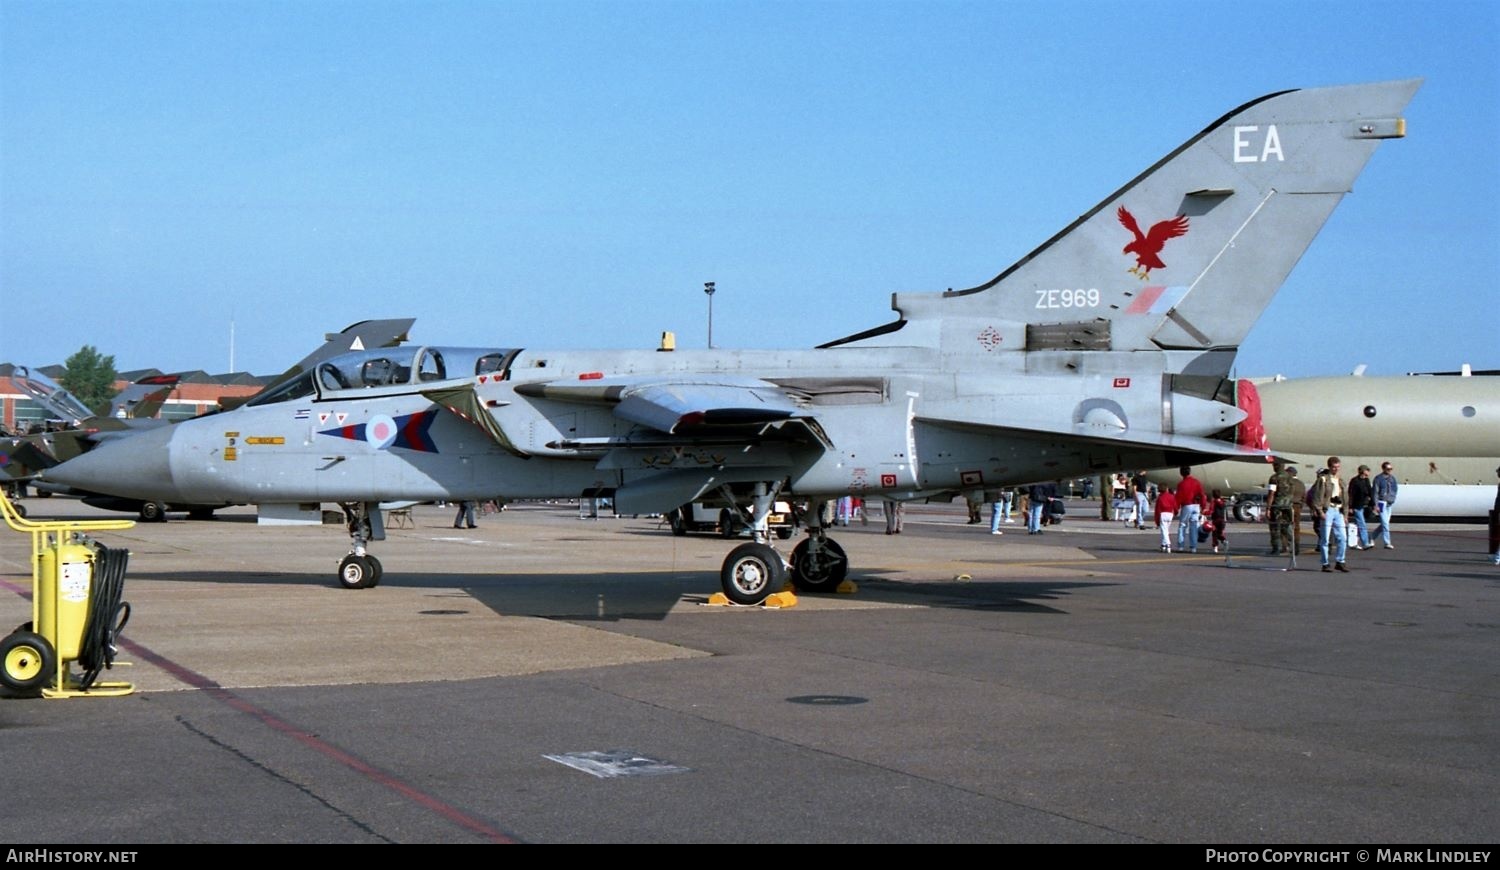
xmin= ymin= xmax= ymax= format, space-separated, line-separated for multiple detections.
xmin=78 ymin=543 xmax=130 ymax=689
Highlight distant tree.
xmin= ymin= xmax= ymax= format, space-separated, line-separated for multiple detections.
xmin=60 ymin=345 xmax=117 ymax=412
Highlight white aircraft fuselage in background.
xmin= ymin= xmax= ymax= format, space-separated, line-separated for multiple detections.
xmin=1150 ymin=372 xmax=1498 ymax=517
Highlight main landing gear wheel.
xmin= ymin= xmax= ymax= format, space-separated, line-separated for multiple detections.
xmin=789 ymin=538 xmax=848 ymax=593
xmin=669 ymin=509 xmax=687 ymax=536
xmin=337 ymin=554 xmax=382 ymax=590
xmin=1 ymin=630 xmax=55 ymax=696
xmin=719 ymin=542 xmax=786 ymax=606
xmin=138 ymin=501 xmax=168 ymax=522
xmin=1233 ymin=500 xmax=1263 ymax=523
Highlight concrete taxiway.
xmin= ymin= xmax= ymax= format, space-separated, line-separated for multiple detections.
xmin=2 ymin=498 xmax=1496 ymax=843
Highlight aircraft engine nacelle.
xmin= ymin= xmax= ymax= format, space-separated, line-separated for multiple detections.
xmin=1158 ymin=376 xmax=1262 ymax=445
xmin=1169 ymin=393 xmax=1248 ymax=439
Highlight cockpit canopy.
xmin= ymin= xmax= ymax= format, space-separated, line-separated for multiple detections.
xmin=247 ymin=346 xmax=518 ymax=407
xmin=3 ymin=364 xmax=95 ymax=424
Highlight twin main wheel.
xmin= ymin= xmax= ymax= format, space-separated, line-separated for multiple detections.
xmin=719 ymin=538 xmax=851 ymax=604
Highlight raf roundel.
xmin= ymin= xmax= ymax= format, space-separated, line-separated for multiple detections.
xmin=365 ymin=415 xmax=399 ymax=450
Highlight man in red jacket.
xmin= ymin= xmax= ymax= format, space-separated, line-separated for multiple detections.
xmin=1174 ymin=466 xmax=1207 ymax=553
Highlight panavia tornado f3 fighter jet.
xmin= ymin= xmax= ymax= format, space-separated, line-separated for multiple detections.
xmin=47 ymin=80 xmax=1421 ymax=605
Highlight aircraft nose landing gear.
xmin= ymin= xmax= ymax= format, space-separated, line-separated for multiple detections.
xmin=337 ymin=501 xmax=385 ymax=589
xmin=337 ymin=553 xmax=383 ymax=590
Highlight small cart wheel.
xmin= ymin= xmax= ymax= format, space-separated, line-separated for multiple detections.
xmin=1 ymin=630 xmax=56 ymax=696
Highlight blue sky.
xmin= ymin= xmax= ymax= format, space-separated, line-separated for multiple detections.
xmin=2 ymin=0 xmax=1495 ymax=379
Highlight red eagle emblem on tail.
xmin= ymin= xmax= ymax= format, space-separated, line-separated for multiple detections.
xmin=1117 ymin=207 xmax=1189 ymax=280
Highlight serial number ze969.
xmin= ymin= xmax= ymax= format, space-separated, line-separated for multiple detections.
xmin=1035 ymin=288 xmax=1101 ymax=309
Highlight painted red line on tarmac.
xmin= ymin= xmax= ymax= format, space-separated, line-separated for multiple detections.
xmin=2 ymin=574 xmax=503 ymax=841
xmin=0 ymin=599 xmax=514 ymax=844
xmin=113 ymin=636 xmax=517 ymax=843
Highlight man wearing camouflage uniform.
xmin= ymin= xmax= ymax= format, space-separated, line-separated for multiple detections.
xmin=1268 ymin=464 xmax=1304 ymax=556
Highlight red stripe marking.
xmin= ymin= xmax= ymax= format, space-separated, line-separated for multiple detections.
xmin=0 ymin=576 xmax=515 ymax=844
xmin=1125 ymin=285 xmax=1165 ymax=314
xmin=115 ymin=638 xmax=518 ymax=843
xmin=402 ymin=413 xmax=423 ymax=449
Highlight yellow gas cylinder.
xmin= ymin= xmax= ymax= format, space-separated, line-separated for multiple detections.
xmin=36 ymin=542 xmax=94 ymax=662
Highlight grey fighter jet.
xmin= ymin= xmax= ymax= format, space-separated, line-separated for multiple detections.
xmin=8 ymin=318 xmax=416 ymax=520
xmin=47 ymin=80 xmax=1421 ymax=604
xmin=0 ymin=367 xmax=177 ymax=494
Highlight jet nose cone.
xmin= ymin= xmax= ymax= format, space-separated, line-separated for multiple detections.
xmin=46 ymin=423 xmax=183 ymax=501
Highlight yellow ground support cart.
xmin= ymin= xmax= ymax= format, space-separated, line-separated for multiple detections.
xmin=1 ymin=490 xmax=136 ymax=698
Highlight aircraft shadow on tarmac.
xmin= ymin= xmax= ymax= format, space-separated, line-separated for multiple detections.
xmin=1435 ymin=570 xmax=1500 ymax=583
xmin=845 ymin=575 xmax=1114 ymax=615
xmin=127 ymin=568 xmax=1112 ymax=621
xmin=4 ymin=507 xmax=261 ymax=525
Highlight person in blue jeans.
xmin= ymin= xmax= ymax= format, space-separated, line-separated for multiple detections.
xmin=1309 ymin=458 xmax=1350 ymax=572
xmin=1027 ymin=482 xmax=1053 ymax=534
xmin=1372 ymin=461 xmax=1399 ymax=549
xmin=1347 ymin=464 xmax=1375 ymax=550
xmin=1173 ymin=467 xmax=1206 ymax=553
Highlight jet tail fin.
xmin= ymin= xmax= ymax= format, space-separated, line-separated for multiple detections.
xmin=99 ymin=374 xmax=181 ymax=419
xmin=826 ymin=79 xmax=1420 ymax=359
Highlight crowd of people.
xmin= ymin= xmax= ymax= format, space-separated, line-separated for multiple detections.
xmin=1104 ymin=459 xmax=1404 ymax=567
xmin=950 ymin=457 xmax=1472 ymax=572
xmin=1100 ymin=468 xmax=1218 ymax=553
